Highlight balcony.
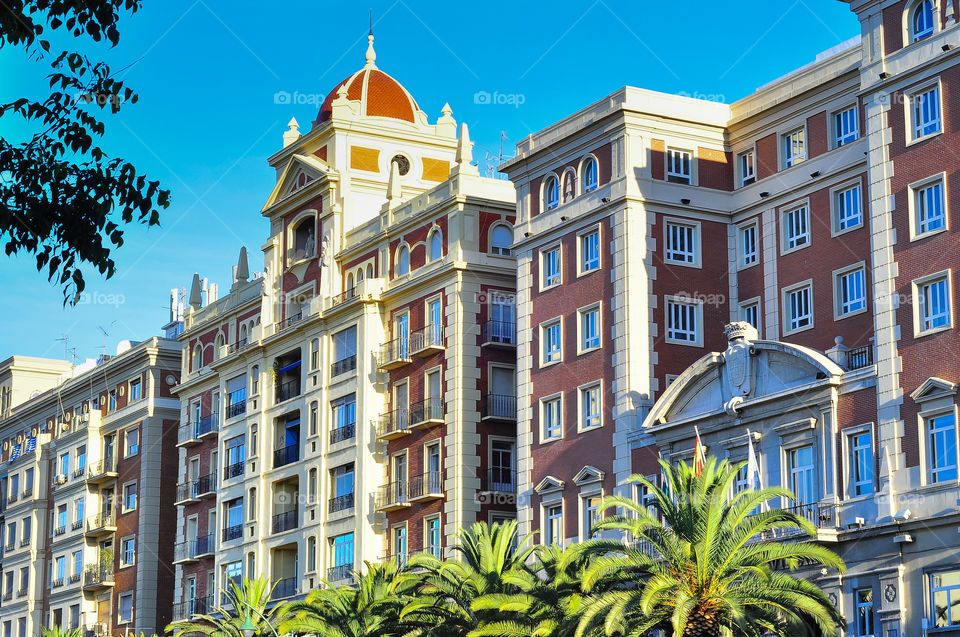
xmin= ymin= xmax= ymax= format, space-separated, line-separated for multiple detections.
xmin=376 ymin=481 xmax=410 ymax=511
xmin=82 ymin=566 xmax=115 ymax=591
xmin=196 ymin=414 xmax=219 ymax=439
xmin=481 ymin=320 xmax=516 ymax=347
xmin=277 ymin=312 xmax=303 ymax=333
xmin=847 ymin=345 xmax=874 ymax=370
xmin=54 ymin=524 xmax=67 ymax=536
xmin=175 ymin=474 xmax=217 ymax=506
xmin=226 ymin=398 xmax=246 ymax=420
xmin=85 ymin=512 xmax=117 ymax=538
xmin=223 ymin=461 xmax=244 ymax=481
xmin=481 ymin=394 xmax=517 ymax=422
xmin=330 ymin=423 xmax=356 ymax=445
xmin=410 ymin=325 xmax=444 ymax=356
xmin=173 ymin=595 xmax=214 ymax=621
xmin=52 ymin=577 xmax=64 ymax=588
xmin=222 ymin=524 xmax=243 ymax=543
xmin=331 ymin=355 xmax=357 ymax=377
xmin=751 ymin=502 xmax=839 ymax=543
xmin=273 ymin=444 xmax=299 ymax=469
xmin=71 ymin=519 xmax=83 ymax=531
xmin=327 ymin=564 xmax=353 ymax=583
xmin=19 ymin=537 xmax=30 ymax=547
xmin=328 ymin=493 xmax=354 ymax=514
xmin=328 ymin=287 xmax=359 ymax=310
xmin=194 ymin=532 xmax=215 ymax=557
xmin=227 ymin=338 xmax=249 ymax=356
xmin=69 ymin=573 xmax=81 ymax=584
xmin=272 ymin=510 xmax=298 ymax=534
xmin=175 ymin=481 xmax=200 ymax=506
xmin=409 ymin=471 xmax=443 ymax=502
xmin=377 ymin=337 xmax=411 ymax=370
xmin=173 ymin=534 xmax=215 ymax=563
xmin=87 ymin=458 xmax=118 ymax=484
xmin=410 ymin=398 xmax=444 ymax=428
xmin=376 ymin=408 xmax=410 ymax=440
xmin=271 ymin=577 xmax=298 ymax=600
xmin=177 ymin=424 xmax=199 ymax=446
xmin=481 ymin=469 xmax=516 ymax=494
xmin=275 ymin=379 xmax=300 ymax=403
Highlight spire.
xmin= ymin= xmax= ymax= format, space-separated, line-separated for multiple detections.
xmin=282 ymin=117 xmax=301 ymax=148
xmin=456 ymin=122 xmax=474 ymax=165
xmin=364 ymin=14 xmax=377 ymax=69
xmin=386 ymin=159 xmax=401 ymax=205
xmin=235 ymin=247 xmax=249 ymax=282
xmin=188 ymin=273 xmax=202 ymax=309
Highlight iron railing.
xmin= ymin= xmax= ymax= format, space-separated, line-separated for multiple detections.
xmin=376 ymin=481 xmax=409 ymax=509
xmin=222 ymin=524 xmax=243 ymax=542
xmin=173 ymin=594 xmax=214 ymax=620
xmin=271 ymin=577 xmax=298 ymax=600
xmin=276 ymin=379 xmax=300 ymax=403
xmin=482 ymin=320 xmax=516 ymax=345
xmin=327 ymin=565 xmax=353 ymax=582
xmin=330 ymin=423 xmax=356 ymax=444
xmin=272 ymin=510 xmax=298 ymax=534
xmin=226 ymin=398 xmax=246 ymax=419
xmin=481 ymin=469 xmax=516 ymax=493
xmin=410 ymin=324 xmax=444 ymax=352
xmin=87 ymin=457 xmax=117 ymax=480
xmin=83 ymin=565 xmax=113 ymax=587
xmin=409 ymin=471 xmax=443 ymax=499
xmin=481 ymin=394 xmax=517 ymax=420
xmin=410 ymin=397 xmax=444 ymax=425
xmin=378 ymin=336 xmax=410 ymax=367
xmin=847 ymin=345 xmax=873 ymax=370
xmin=273 ymin=444 xmax=299 ymax=469
xmin=329 ymin=493 xmax=355 ymax=513
xmin=86 ymin=512 xmax=116 ymax=533
xmin=278 ymin=312 xmax=303 ymax=332
xmin=223 ymin=462 xmax=244 ymax=481
xmin=331 ymin=355 xmax=357 ymax=376
xmin=376 ymin=408 xmax=410 ymax=438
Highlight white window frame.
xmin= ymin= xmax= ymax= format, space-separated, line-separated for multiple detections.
xmin=738 ymin=222 xmax=759 ymax=269
xmin=737 ymin=149 xmax=755 ymax=187
xmin=833 ymin=262 xmax=868 ymax=320
xmin=781 ymin=203 xmax=810 ymax=254
xmin=782 ymin=280 xmax=814 ymax=335
xmin=854 ymin=587 xmax=875 ymax=637
xmin=541 ymin=393 xmax=563 ymax=443
xmin=541 ymin=244 xmax=562 ymax=290
xmin=906 ymin=80 xmax=942 ymax=144
xmin=489 ymin=223 xmax=513 ymax=257
xmin=540 ymin=318 xmax=563 ymax=366
xmin=119 ymin=535 xmax=136 ymax=568
xmin=666 ymin=147 xmax=693 ymax=184
xmin=580 ymin=155 xmax=599 ymax=194
xmin=909 ymin=0 xmax=935 ymax=42
xmin=542 ymin=501 xmax=564 ymax=545
xmin=663 ymin=218 xmax=701 ymax=267
xmin=543 ymin=174 xmax=560 ymax=211
xmin=577 ymin=226 xmax=601 ymax=275
xmin=781 ymin=128 xmax=805 ymax=168
xmin=577 ymin=303 xmax=601 ymax=354
xmin=930 ymin=569 xmax=960 ymax=629
xmin=922 ymin=407 xmax=958 ymax=485
xmin=580 ymin=493 xmax=604 ymax=540
xmin=908 ymin=173 xmax=948 ymax=240
xmin=117 ymin=592 xmax=134 ymax=625
xmin=842 ymin=424 xmax=875 ymax=498
xmin=739 ymin=297 xmax=761 ymax=335
xmin=664 ymin=296 xmax=704 ymax=347
xmin=577 ymin=381 xmax=603 ymax=432
xmin=912 ymin=270 xmax=954 ymax=337
xmin=831 ymin=180 xmax=864 ymax=236
xmin=833 ymin=105 xmax=859 ymax=148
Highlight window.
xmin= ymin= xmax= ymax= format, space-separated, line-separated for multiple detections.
xmin=310 ymin=338 xmax=319 ymax=371
xmin=834 ymin=106 xmax=859 ymax=147
xmin=927 ymin=412 xmax=957 ymax=483
xmin=740 ymin=300 xmax=760 ymax=332
xmin=392 ymin=525 xmax=408 ymax=566
xmin=332 ymin=463 xmax=355 ymax=500
xmin=784 ymin=283 xmax=813 ymax=333
xmin=850 ymin=430 xmax=874 ymax=497
xmin=580 ymin=305 xmax=601 ymax=352
xmin=545 ymin=504 xmax=562 ymax=544
xmin=834 ymin=184 xmax=863 ymax=232
xmin=306 ymin=537 xmax=316 ymax=572
xmin=665 ymin=297 xmax=702 ymax=346
xmin=118 ymin=592 xmax=134 ymax=624
xmin=332 ymin=394 xmax=357 ymax=439
xmin=666 ymin=148 xmax=692 ymax=184
xmin=542 ymin=246 xmax=561 ymax=288
xmin=108 ymin=390 xmax=117 ymax=411
xmin=782 ymin=129 xmax=805 ymax=168
xmin=916 ymin=273 xmax=951 ymax=334
xmin=58 ymin=452 xmax=69 ymax=478
xmin=123 ymin=482 xmax=138 ymax=512
xmin=855 ymin=588 xmax=874 ymax=636
xmin=584 ymin=496 xmax=602 ymax=539
xmin=788 ymin=445 xmax=816 ymax=505
xmin=74 ymin=499 xmax=84 ymax=524
xmin=542 ymin=320 xmax=562 ymax=364
xmin=428 ymin=228 xmax=442 ymax=262
xmin=911 ymin=85 xmax=941 ymax=140
xmin=783 ymin=205 xmax=809 ymax=251
xmin=836 ymin=266 xmax=867 ymax=317
xmin=121 ymin=537 xmax=135 ymax=567
xmin=579 ymin=229 xmax=600 ymax=273
xmin=21 ymin=516 xmax=30 ymax=542
xmin=490 ymin=225 xmax=513 ymax=256
xmin=932 ymin=570 xmax=960 ymax=627
xmin=739 ymin=224 xmax=758 ymax=267
xmin=57 ymin=504 xmax=66 ymax=531
xmin=581 ymin=156 xmax=598 ymax=192
xmin=542 ymin=396 xmax=562 ymax=441
xmin=124 ymin=427 xmax=139 ymax=457
xmin=580 ymin=383 xmax=601 ymax=430
xmin=251 ymin=365 xmax=260 ymax=395
xmin=395 ymin=245 xmax=410 ymax=277
xmin=309 ymin=401 xmax=318 ymax=436
xmin=543 ymin=175 xmax=559 ymax=210
xmin=912 ymin=177 xmax=946 ymax=237
xmin=76 ymin=445 xmax=86 ymax=474
xmin=738 ymin=150 xmax=755 ymax=186
xmin=425 ymin=516 xmax=442 ymax=559
xmin=129 ymin=378 xmax=141 ymax=402
xmin=912 ymin=1 xmax=934 ymax=42
xmin=664 ymin=220 xmax=698 ymax=265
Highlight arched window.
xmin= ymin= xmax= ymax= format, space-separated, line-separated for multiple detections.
xmin=490 ymin=224 xmax=513 ymax=256
xmin=193 ymin=344 xmax=202 ymax=371
xmin=582 ymin=156 xmax=598 ymax=193
xmin=293 ymin=218 xmax=316 ymax=261
xmin=428 ymin=229 xmax=443 ymax=262
xmin=251 ymin=365 xmax=260 ymax=395
xmin=543 ymin=175 xmax=560 ymax=210
xmin=366 ymin=264 xmax=374 ymax=279
xmin=346 ymin=273 xmax=355 ymax=296
xmin=396 ymin=244 xmax=410 ymax=277
xmin=239 ymin=324 xmax=248 ymax=344
xmin=912 ymin=1 xmax=934 ymax=41
xmin=562 ymin=170 xmax=575 ymax=203
xmin=356 ymin=268 xmax=364 ymax=283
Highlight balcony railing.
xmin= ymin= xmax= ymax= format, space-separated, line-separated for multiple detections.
xmin=410 ymin=324 xmax=444 ymax=355
xmin=227 ymin=339 xmax=249 ymax=355
xmin=275 ymin=379 xmax=300 ymax=403
xmin=272 ymin=509 xmax=298 ymax=534
xmin=195 ymin=473 xmax=216 ymax=497
xmin=271 ymin=577 xmax=297 ymax=600
xmin=327 ymin=564 xmax=353 ymax=582
xmin=87 ymin=457 xmax=117 ymax=481
xmin=376 ymin=481 xmax=409 ymax=510
xmin=51 ymin=577 xmax=64 ymax=588
xmin=226 ymin=399 xmax=246 ymax=419
xmin=178 ymin=415 xmax=219 ymax=445
xmin=278 ymin=312 xmax=303 ymax=332
xmin=83 ymin=565 xmax=114 ymax=588
xmin=224 ymin=462 xmax=244 ymax=481
xmin=54 ymin=524 xmax=67 ymax=536
xmin=481 ymin=468 xmax=516 ymax=493
xmin=377 ymin=337 xmax=411 ymax=369
xmin=751 ymin=502 xmax=839 ymax=541
xmin=376 ymin=408 xmax=410 ymax=439
xmin=328 ymin=493 xmax=355 ymax=513
xmin=19 ymin=537 xmax=30 ymax=547
xmin=173 ymin=595 xmax=214 ymax=621
xmin=222 ymin=524 xmax=243 ymax=543
xmin=329 ymin=287 xmax=359 ymax=309
xmin=175 ymin=534 xmax=215 ymax=562
xmin=86 ymin=512 xmax=116 ymax=534
xmin=331 ymin=355 xmax=357 ymax=377
xmin=481 ymin=394 xmax=517 ymax=421
xmin=482 ymin=320 xmax=516 ymax=346
xmin=847 ymin=345 xmax=873 ymax=370
xmin=409 ymin=471 xmax=443 ymax=500
xmin=71 ymin=519 xmax=83 ymax=531
xmin=69 ymin=573 xmax=81 ymax=584
xmin=273 ymin=444 xmax=299 ymax=469
xmin=330 ymin=423 xmax=356 ymax=445
xmin=410 ymin=397 xmax=444 ymax=426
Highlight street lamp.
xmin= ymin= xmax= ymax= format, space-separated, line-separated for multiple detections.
xmin=230 ymin=592 xmax=281 ymax=637
xmin=239 ymin=615 xmax=257 ymax=637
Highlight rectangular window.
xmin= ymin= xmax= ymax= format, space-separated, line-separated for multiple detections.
xmin=911 ymin=86 xmax=941 ymax=140
xmin=331 ymin=394 xmax=357 ymax=438
xmin=664 ymin=221 xmax=698 ymax=265
xmin=129 ymin=378 xmax=141 ymax=402
xmin=782 ymin=129 xmax=805 ymax=168
xmin=118 ymin=592 xmax=134 ymax=624
xmin=124 ymin=427 xmax=139 ymax=457
xmin=580 ymin=305 xmax=600 ymax=352
xmin=834 ymin=106 xmax=859 ymax=147
xmin=542 ymin=246 xmax=561 ymax=288
xmin=542 ymin=396 xmax=562 ymax=441
xmin=836 ymin=266 xmax=867 ymax=317
xmin=835 ymin=185 xmax=863 ymax=232
xmin=738 ymin=150 xmax=755 ymax=186
xmin=666 ymin=148 xmax=692 ymax=184
xmin=123 ymin=482 xmax=138 ymax=512
xmin=545 ymin=504 xmax=563 ymax=544
xmin=932 ymin=571 xmax=960 ymax=628
xmin=584 ymin=496 xmax=602 ymax=539
xmin=76 ymin=445 xmax=86 ymax=474
xmin=665 ymin=298 xmax=701 ymax=345
xmin=855 ymin=588 xmax=874 ymax=636
xmin=109 ymin=390 xmax=117 ymax=411
xmin=310 ymin=338 xmax=320 ymax=371
xmin=309 ymin=401 xmax=318 ymax=436
xmin=789 ymin=445 xmax=816 ymax=505
xmin=393 ymin=525 xmax=408 ymax=566
xmin=580 ymin=383 xmax=601 ymax=430
xmin=918 ymin=275 xmax=951 ymax=333
xmin=740 ymin=301 xmax=760 ymax=332
xmin=914 ymin=179 xmax=946 ymax=236
xmin=785 ymin=284 xmax=813 ymax=333
xmin=927 ymin=412 xmax=957 ymax=484
xmin=850 ymin=431 xmax=874 ymax=497
xmin=425 ymin=516 xmax=442 ymax=559
xmin=73 ymin=551 xmax=82 ymax=576
xmin=58 ymin=452 xmax=69 ymax=478
xmin=121 ymin=537 xmax=135 ymax=567
xmin=542 ymin=320 xmax=562 ymax=364
xmin=783 ymin=205 xmax=809 ymax=251
xmin=580 ymin=230 xmax=600 ymax=273
xmin=740 ymin=224 xmax=758 ymax=267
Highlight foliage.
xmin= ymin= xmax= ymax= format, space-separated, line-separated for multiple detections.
xmin=165 ymin=576 xmax=292 ymax=637
xmin=41 ymin=628 xmax=82 ymax=637
xmin=0 ymin=0 xmax=170 ymax=302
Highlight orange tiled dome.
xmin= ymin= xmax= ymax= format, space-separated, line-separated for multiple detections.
xmin=316 ymin=66 xmax=419 ymax=124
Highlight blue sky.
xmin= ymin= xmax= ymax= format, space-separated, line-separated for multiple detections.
xmin=0 ymin=0 xmax=859 ymax=361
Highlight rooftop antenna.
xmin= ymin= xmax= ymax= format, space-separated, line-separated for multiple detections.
xmin=97 ymin=325 xmax=110 ymax=358
xmin=54 ymin=334 xmax=78 ymax=366
xmin=369 ymin=8 xmax=373 ymax=36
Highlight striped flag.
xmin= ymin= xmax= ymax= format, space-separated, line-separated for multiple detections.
xmin=746 ymin=429 xmax=761 ymax=490
xmin=9 ymin=444 xmax=21 ymax=463
xmin=24 ymin=437 xmax=36 ymax=454
xmin=693 ymin=426 xmax=706 ymax=477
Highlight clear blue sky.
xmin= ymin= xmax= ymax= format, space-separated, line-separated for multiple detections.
xmin=0 ymin=0 xmax=859 ymax=362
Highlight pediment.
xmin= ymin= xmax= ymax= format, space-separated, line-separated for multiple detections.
xmin=262 ymin=154 xmax=331 ymax=211
xmin=572 ymin=465 xmax=605 ymax=486
xmin=534 ymin=475 xmax=565 ymax=494
xmin=910 ymin=377 xmax=958 ymax=403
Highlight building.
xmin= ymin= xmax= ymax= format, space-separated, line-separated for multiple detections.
xmin=169 ymin=34 xmax=517 ymax=618
xmin=499 ymin=1 xmax=960 ymax=635
xmin=0 ymin=338 xmax=181 ymax=637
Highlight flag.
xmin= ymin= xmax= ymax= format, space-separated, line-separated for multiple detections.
xmin=24 ymin=437 xmax=36 ymax=454
xmin=693 ymin=426 xmax=706 ymax=477
xmin=746 ymin=429 xmax=761 ymax=490
xmin=9 ymin=444 xmax=21 ymax=463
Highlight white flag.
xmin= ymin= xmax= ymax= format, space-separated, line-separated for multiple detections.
xmin=746 ymin=429 xmax=760 ymax=490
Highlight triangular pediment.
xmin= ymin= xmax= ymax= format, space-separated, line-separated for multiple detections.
xmin=534 ymin=475 xmax=565 ymax=494
xmin=262 ymin=154 xmax=332 ymax=211
xmin=572 ymin=465 xmax=605 ymax=486
xmin=910 ymin=377 xmax=958 ymax=403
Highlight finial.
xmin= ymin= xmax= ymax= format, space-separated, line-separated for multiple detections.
xmin=387 ymin=160 xmax=401 ymax=202
xmin=364 ymin=17 xmax=377 ymax=69
xmin=188 ymin=273 xmax=202 ymax=309
xmin=236 ymin=247 xmax=249 ymax=282
xmin=282 ymin=117 xmax=301 ymax=148
xmin=287 ymin=117 xmax=299 ymax=131
xmin=456 ymin=122 xmax=473 ymax=165
xmin=441 ymin=103 xmax=452 ymax=117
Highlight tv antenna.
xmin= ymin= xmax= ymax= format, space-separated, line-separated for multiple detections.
xmin=55 ymin=334 xmax=77 ymax=365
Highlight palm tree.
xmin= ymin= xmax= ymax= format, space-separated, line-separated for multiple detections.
xmin=165 ymin=576 xmax=292 ymax=637
xmin=41 ymin=629 xmax=83 ymax=637
xmin=576 ymin=457 xmax=845 ymax=637
xmin=280 ymin=559 xmax=411 ymax=637
xmin=401 ymin=519 xmax=537 ymax=636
